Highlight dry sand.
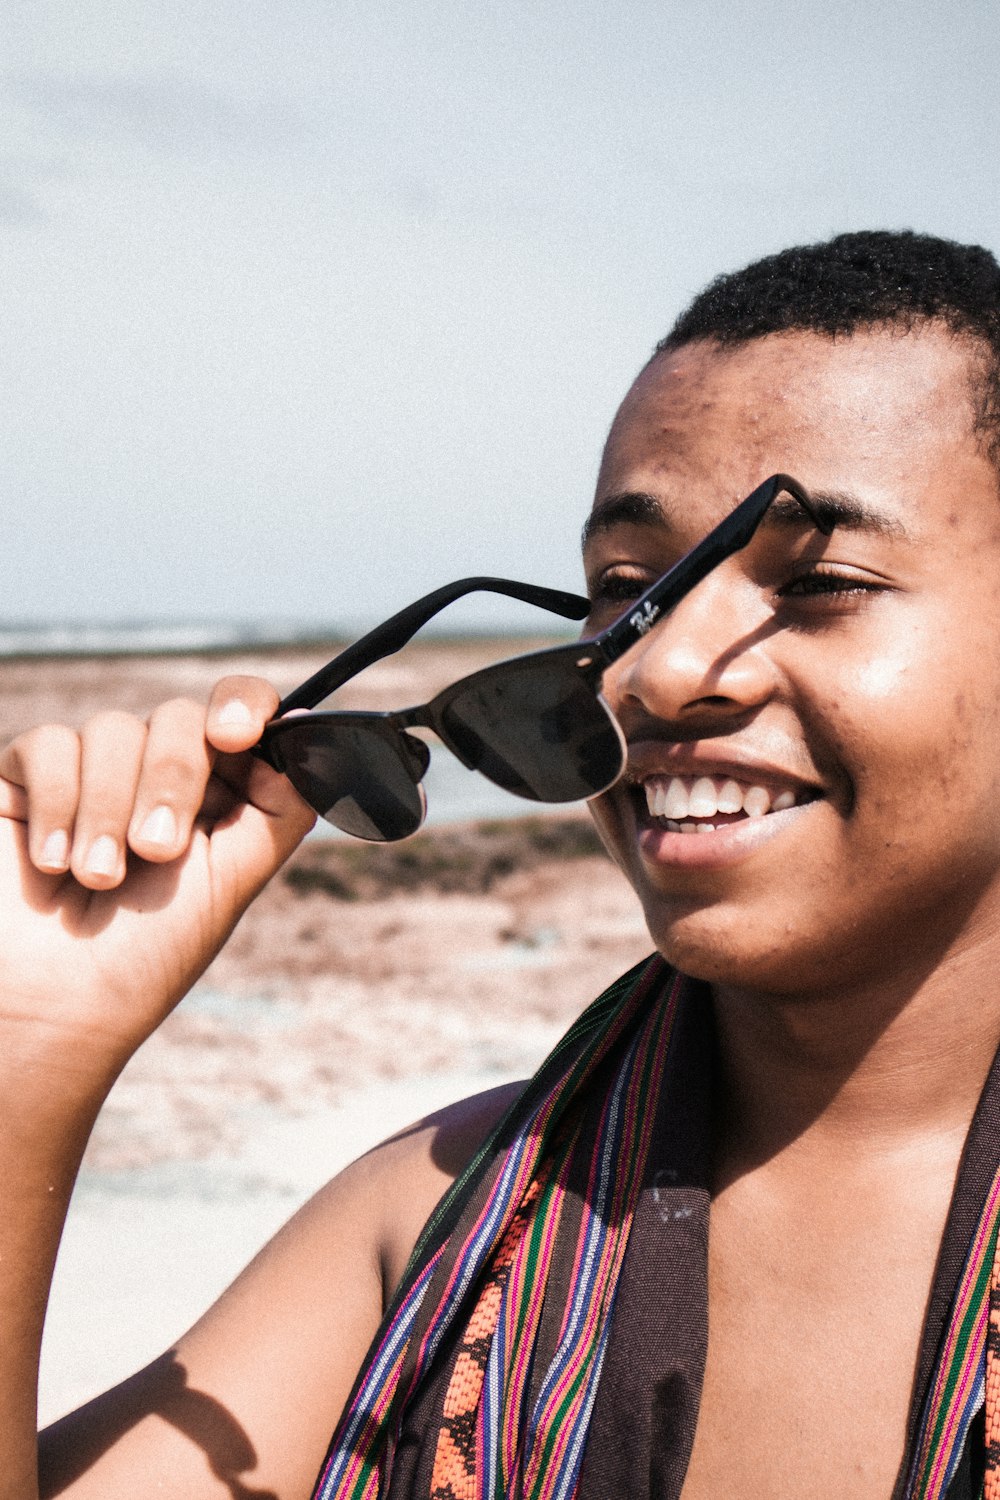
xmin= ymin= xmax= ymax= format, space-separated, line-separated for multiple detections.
xmin=0 ymin=647 xmax=653 ymax=1424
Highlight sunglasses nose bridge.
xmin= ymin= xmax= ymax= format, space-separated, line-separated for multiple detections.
xmin=399 ymin=696 xmax=482 ymax=771
xmin=392 ymin=706 xmax=439 ymax=767
xmin=396 ymin=725 xmax=432 ymax=776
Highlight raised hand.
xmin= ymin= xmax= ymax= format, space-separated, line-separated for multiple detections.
xmin=0 ymin=674 xmax=317 ymax=1495
xmin=0 ymin=675 xmax=315 ymax=1087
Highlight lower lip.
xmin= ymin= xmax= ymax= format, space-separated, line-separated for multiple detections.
xmin=637 ymin=802 xmax=817 ymax=869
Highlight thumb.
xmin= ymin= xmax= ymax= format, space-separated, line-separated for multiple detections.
xmin=205 ymin=758 xmax=317 ymax=913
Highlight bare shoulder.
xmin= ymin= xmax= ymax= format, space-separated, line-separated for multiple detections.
xmin=39 ymin=1079 xmax=524 ymax=1500
xmin=357 ymin=1078 xmax=526 ymax=1297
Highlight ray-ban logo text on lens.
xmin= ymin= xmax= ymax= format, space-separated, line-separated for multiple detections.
xmin=629 ymin=601 xmax=661 ymax=635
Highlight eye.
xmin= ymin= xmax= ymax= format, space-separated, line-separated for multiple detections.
xmin=778 ymin=566 xmax=886 ymax=602
xmin=587 ymin=566 xmax=654 ymax=608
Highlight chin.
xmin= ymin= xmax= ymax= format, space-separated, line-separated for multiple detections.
xmin=639 ymin=898 xmax=830 ymax=997
xmin=641 ymin=898 xmax=750 ymax=979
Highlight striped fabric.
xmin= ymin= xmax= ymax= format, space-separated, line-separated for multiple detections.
xmin=311 ymin=955 xmax=680 ymax=1500
xmin=906 ymin=1166 xmax=1000 ymax=1499
xmin=986 ymin=1228 xmax=1000 ymax=1498
xmin=312 ymin=950 xmax=1000 ymax=1500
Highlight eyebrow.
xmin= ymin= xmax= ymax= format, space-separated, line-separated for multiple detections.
xmin=766 ymin=489 xmax=913 ymax=540
xmin=580 ymin=491 xmax=665 ymax=548
xmin=581 ymin=485 xmax=913 ymax=550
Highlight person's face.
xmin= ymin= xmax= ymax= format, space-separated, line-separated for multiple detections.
xmin=584 ymin=326 xmax=1000 ymax=998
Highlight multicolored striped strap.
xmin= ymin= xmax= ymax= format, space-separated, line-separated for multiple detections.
xmin=311 ymin=955 xmax=680 ymax=1500
xmin=985 ymin=1230 xmax=1000 ymax=1497
xmin=907 ymin=1165 xmax=1000 ymax=1498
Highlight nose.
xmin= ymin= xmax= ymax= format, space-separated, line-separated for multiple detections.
xmin=604 ymin=568 xmax=777 ymax=729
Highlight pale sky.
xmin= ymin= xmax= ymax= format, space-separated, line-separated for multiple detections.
xmin=3 ymin=0 xmax=999 ymax=631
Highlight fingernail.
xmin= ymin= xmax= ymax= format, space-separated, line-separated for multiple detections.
xmin=138 ymin=805 xmax=177 ymax=846
xmin=86 ymin=835 xmax=119 ymax=878
xmin=39 ymin=830 xmax=70 ymax=870
xmin=217 ymin=700 xmax=253 ymax=726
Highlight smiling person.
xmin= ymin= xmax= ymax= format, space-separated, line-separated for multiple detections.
xmin=3 ymin=229 xmax=1000 ymax=1500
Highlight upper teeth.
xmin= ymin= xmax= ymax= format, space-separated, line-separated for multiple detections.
xmin=642 ymin=775 xmax=798 ymax=821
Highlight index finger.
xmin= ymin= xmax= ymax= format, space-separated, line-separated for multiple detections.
xmin=205 ymin=676 xmax=282 ymax=754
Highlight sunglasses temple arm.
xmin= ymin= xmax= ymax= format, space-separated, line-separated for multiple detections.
xmin=276 ymin=577 xmax=591 ymax=714
xmin=592 ymin=474 xmax=829 ymax=668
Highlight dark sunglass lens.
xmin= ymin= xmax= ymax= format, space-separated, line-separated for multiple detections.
xmin=273 ymin=722 xmax=426 ymax=841
xmin=441 ymin=663 xmax=621 ymax=801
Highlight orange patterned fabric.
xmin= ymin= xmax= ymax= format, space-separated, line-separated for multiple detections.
xmin=429 ymin=1171 xmax=551 ymax=1499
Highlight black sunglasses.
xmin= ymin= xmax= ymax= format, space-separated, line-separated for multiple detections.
xmin=256 ymin=474 xmax=829 ymax=840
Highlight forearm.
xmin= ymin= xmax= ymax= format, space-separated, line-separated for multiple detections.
xmin=0 ymin=1031 xmax=113 ymax=1500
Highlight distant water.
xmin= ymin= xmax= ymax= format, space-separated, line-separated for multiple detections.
xmin=0 ymin=617 xmax=579 ymax=660
xmin=0 ymin=620 xmax=341 ymax=658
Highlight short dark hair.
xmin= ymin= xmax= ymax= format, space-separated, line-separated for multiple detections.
xmin=657 ymin=230 xmax=1000 ymax=465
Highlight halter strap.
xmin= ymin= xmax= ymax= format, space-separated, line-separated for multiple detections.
xmin=312 ymin=956 xmax=680 ymax=1500
xmin=906 ymin=1167 xmax=1000 ymax=1498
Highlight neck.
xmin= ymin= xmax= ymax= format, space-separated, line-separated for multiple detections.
xmin=710 ymin=932 xmax=1000 ymax=1180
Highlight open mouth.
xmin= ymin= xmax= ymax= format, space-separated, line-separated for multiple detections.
xmin=634 ymin=774 xmax=819 ymax=834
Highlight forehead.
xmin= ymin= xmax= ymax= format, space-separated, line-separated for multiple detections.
xmin=595 ymin=327 xmax=993 ymax=524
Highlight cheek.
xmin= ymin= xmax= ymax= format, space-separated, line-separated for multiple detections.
xmin=815 ymin=623 xmax=1000 ymax=846
xmin=850 ymin=652 xmax=913 ymax=702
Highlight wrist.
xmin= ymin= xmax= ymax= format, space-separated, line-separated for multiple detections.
xmin=0 ymin=1012 xmax=126 ymax=1133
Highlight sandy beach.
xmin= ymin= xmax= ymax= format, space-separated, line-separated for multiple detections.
xmin=0 ymin=645 xmax=652 ymax=1424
